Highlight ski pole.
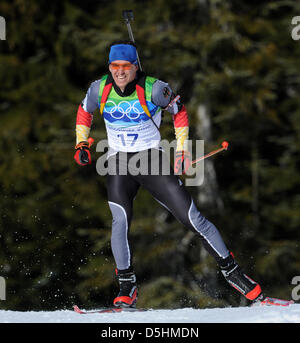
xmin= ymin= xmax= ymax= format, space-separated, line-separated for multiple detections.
xmin=191 ymin=141 xmax=229 ymax=166
xmin=122 ymin=10 xmax=142 ymax=71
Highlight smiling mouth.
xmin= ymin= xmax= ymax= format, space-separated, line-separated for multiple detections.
xmin=115 ymin=74 xmax=127 ymax=81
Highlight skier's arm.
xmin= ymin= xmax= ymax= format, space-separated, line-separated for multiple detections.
xmin=75 ymin=80 xmax=100 ymax=144
xmin=74 ymin=80 xmax=100 ymax=165
xmin=151 ymin=80 xmax=189 ymax=152
xmin=171 ymin=102 xmax=190 ymax=174
xmin=152 ymin=80 xmax=190 ymax=174
xmin=76 ymin=105 xmax=93 ymax=145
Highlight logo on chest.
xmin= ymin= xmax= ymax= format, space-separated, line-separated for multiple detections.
xmin=103 ymin=100 xmax=154 ymax=123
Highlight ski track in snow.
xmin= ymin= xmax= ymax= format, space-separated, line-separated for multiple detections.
xmin=0 ymin=304 xmax=300 ymax=323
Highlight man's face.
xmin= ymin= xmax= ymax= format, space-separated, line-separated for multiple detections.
xmin=109 ymin=60 xmax=138 ymax=91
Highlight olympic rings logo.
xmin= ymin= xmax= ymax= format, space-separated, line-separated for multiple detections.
xmin=105 ymin=100 xmax=145 ymax=120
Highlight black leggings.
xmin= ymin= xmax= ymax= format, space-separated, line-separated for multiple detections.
xmin=106 ymin=149 xmax=229 ymax=271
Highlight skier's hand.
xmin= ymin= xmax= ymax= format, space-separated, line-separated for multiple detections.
xmin=74 ymin=141 xmax=92 ymax=166
xmin=174 ymin=150 xmax=191 ymax=175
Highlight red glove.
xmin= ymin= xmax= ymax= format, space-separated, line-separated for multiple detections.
xmin=74 ymin=141 xmax=92 ymax=166
xmin=174 ymin=150 xmax=191 ymax=175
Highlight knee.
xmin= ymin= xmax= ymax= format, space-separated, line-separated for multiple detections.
xmin=188 ymin=201 xmax=215 ymax=236
xmin=109 ymin=201 xmax=128 ymax=228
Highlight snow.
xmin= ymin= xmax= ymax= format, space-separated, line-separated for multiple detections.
xmin=0 ymin=304 xmax=300 ymax=323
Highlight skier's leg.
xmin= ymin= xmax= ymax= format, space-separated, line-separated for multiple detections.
xmin=107 ymin=171 xmax=140 ymax=307
xmin=141 ymin=171 xmax=230 ymax=262
xmin=136 ymin=150 xmax=262 ymax=301
xmin=107 ymin=172 xmax=139 ymax=271
xmin=144 ymin=173 xmax=262 ymax=300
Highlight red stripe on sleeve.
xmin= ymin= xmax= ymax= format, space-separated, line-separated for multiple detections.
xmin=76 ymin=104 xmax=93 ymax=127
xmin=173 ymin=105 xmax=189 ymax=128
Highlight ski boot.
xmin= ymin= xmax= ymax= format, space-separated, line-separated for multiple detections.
xmin=113 ymin=269 xmax=138 ymax=308
xmin=220 ymin=253 xmax=262 ymax=302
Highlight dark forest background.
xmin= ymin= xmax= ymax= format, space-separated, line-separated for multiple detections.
xmin=0 ymin=0 xmax=299 ymax=310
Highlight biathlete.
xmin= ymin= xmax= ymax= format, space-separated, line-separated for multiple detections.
xmin=74 ymin=40 xmax=263 ymax=308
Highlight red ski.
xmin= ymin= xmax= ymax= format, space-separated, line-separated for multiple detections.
xmin=73 ymin=305 xmax=148 ymax=314
xmin=252 ymin=297 xmax=294 ymax=307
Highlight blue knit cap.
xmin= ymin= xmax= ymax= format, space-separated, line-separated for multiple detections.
xmin=109 ymin=44 xmax=138 ymax=64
